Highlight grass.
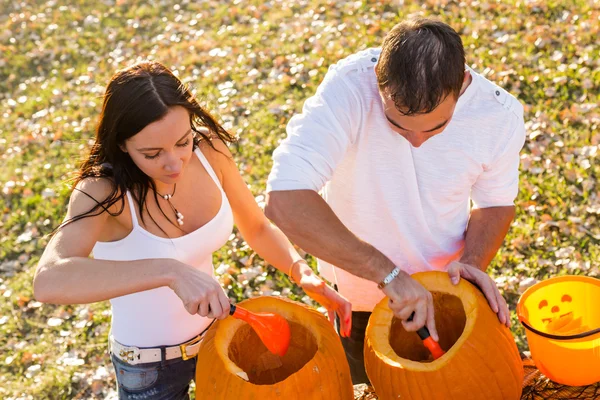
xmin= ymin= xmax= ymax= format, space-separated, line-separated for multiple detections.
xmin=0 ymin=0 xmax=599 ymax=398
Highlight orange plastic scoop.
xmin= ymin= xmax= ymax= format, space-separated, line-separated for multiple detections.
xmin=229 ymin=304 xmax=291 ymax=357
xmin=407 ymin=311 xmax=445 ymax=360
xmin=416 ymin=326 xmax=445 ymax=360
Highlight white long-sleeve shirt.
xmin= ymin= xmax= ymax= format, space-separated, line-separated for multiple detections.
xmin=267 ymin=48 xmax=526 ymax=310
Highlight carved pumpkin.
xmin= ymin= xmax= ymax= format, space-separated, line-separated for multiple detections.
xmin=365 ymin=271 xmax=523 ymax=400
xmin=195 ymin=296 xmax=353 ymax=399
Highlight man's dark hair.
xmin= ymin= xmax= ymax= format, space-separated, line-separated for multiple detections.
xmin=376 ymin=18 xmax=465 ymax=115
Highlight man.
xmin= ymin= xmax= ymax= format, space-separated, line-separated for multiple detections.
xmin=265 ymin=17 xmax=525 ymax=384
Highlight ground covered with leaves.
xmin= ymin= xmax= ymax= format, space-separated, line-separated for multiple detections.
xmin=1 ymin=0 xmax=599 ymax=398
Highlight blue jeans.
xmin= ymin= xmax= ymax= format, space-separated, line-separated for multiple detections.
xmin=111 ymin=353 xmax=196 ymax=399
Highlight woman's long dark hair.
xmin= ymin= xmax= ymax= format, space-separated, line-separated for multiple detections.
xmin=55 ymin=61 xmax=236 ymax=234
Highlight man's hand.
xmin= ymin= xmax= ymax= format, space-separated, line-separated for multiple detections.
xmin=382 ymin=270 xmax=439 ymax=341
xmin=447 ymin=261 xmax=510 ymax=327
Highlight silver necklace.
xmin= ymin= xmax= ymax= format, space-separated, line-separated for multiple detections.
xmin=155 ymin=184 xmax=184 ymax=226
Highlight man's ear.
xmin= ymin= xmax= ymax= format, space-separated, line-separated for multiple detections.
xmin=463 ymin=70 xmax=471 ymax=84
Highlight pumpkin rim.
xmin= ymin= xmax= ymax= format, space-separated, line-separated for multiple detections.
xmin=213 ymin=296 xmax=329 ymax=383
xmin=366 ymin=273 xmax=480 ymax=371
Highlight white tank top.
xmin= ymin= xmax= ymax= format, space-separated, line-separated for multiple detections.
xmin=92 ymin=148 xmax=234 ymax=347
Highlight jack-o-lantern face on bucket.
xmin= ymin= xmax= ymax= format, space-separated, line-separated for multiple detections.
xmin=539 ymin=294 xmax=572 ymax=323
xmin=538 ymin=294 xmax=584 ymax=333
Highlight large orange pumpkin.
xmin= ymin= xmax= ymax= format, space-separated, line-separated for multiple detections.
xmin=365 ymin=271 xmax=523 ymax=400
xmin=195 ymin=296 xmax=353 ymax=399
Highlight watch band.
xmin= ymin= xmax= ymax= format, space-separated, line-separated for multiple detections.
xmin=377 ymin=266 xmax=401 ymax=290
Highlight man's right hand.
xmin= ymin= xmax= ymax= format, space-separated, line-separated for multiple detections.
xmin=381 ymin=270 xmax=439 ymax=342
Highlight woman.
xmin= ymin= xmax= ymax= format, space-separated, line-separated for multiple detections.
xmin=33 ymin=61 xmax=352 ymax=399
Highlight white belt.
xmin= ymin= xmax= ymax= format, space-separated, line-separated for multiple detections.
xmin=109 ymin=333 xmax=205 ymax=365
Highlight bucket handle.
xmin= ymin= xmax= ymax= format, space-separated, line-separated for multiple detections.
xmin=520 ymin=321 xmax=600 ymax=340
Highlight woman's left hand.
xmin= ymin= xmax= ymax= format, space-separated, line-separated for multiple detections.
xmin=298 ymin=273 xmax=353 ymax=337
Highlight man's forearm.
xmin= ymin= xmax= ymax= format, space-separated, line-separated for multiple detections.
xmin=265 ymin=190 xmax=395 ymax=283
xmin=460 ymin=206 xmax=516 ymax=271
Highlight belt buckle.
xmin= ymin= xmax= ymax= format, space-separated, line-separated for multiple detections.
xmin=179 ymin=334 xmax=203 ymax=361
xmin=118 ymin=346 xmax=140 ymax=364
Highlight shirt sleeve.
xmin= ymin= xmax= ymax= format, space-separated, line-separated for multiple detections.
xmin=470 ymin=112 xmax=526 ymax=208
xmin=267 ymin=68 xmax=360 ymax=193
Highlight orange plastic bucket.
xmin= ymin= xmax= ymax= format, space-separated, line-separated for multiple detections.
xmin=517 ymin=275 xmax=600 ymax=386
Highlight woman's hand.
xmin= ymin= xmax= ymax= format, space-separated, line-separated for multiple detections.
xmin=168 ymin=260 xmax=231 ymax=320
xmin=292 ymin=263 xmax=352 ymax=337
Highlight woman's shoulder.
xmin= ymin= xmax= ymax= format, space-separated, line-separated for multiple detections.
xmin=70 ymin=176 xmax=124 ymax=215
xmin=196 ymin=127 xmax=236 ymax=181
xmin=197 ymin=127 xmax=233 ymax=156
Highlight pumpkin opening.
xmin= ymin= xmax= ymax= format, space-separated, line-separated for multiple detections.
xmin=227 ymin=321 xmax=318 ymax=385
xmin=389 ymin=292 xmax=467 ymax=362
